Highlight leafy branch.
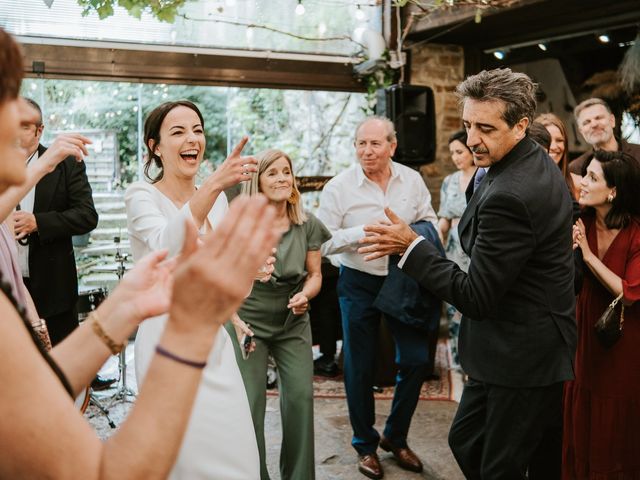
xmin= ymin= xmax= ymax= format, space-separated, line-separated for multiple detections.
xmin=76 ymin=0 xmax=191 ymax=22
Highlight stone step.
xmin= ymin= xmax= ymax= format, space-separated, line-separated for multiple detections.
xmin=93 ymin=191 xmax=125 ymax=200
xmin=94 ymin=201 xmax=126 ymax=214
xmin=96 ymin=212 xmax=128 ymax=230
xmin=91 ymin=227 xmax=129 ymax=242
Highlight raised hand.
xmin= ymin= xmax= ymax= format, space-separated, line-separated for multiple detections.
xmin=39 ymin=133 xmax=92 ymax=172
xmin=209 ymin=136 xmax=258 ymax=190
xmin=357 ymin=207 xmax=418 ymax=261
xmin=169 ymin=195 xmax=279 ymax=333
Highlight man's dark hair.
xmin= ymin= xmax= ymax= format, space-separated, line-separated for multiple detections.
xmin=456 ymin=68 xmax=537 ymax=128
xmin=22 ymin=97 xmax=43 ymax=124
xmin=528 ymin=122 xmax=551 ymax=152
xmin=0 ymin=28 xmax=24 ymax=104
xmin=143 ymin=100 xmax=205 ymax=183
xmin=582 ymin=150 xmax=640 ymax=229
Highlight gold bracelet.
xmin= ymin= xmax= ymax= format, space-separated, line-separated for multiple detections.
xmin=89 ymin=311 xmax=124 ymax=355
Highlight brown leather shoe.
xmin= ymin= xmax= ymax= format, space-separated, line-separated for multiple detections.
xmin=358 ymin=453 xmax=384 ymax=479
xmin=379 ymin=436 xmax=423 ymax=473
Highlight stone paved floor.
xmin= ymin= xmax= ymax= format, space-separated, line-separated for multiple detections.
xmin=86 ymin=346 xmax=464 ymax=479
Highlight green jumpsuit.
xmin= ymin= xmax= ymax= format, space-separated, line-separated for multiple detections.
xmin=227 ymin=212 xmax=331 ymax=480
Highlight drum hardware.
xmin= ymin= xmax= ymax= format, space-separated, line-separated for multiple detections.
xmin=103 ymin=236 xmax=137 ymax=408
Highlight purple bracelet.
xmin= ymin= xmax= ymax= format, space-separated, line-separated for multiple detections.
xmin=155 ymin=345 xmax=207 ymax=369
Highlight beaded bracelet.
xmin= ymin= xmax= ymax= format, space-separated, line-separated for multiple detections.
xmin=155 ymin=345 xmax=207 ymax=369
xmin=89 ymin=311 xmax=124 ymax=355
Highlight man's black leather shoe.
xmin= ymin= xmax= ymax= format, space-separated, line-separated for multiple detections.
xmin=314 ymin=357 xmax=339 ymax=377
xmin=91 ymin=375 xmax=116 ymax=391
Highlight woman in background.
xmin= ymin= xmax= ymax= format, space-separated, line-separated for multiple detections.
xmin=231 ymin=148 xmax=331 ymax=480
xmin=563 ymin=150 xmax=640 ymax=478
xmin=535 ymin=113 xmax=579 ymax=197
xmin=437 ymin=130 xmax=475 ymax=369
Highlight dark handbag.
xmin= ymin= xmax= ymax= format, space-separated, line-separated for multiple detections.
xmin=594 ymin=292 xmax=625 ymax=349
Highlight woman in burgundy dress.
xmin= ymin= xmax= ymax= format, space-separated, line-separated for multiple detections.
xmin=563 ymin=149 xmax=640 ymax=479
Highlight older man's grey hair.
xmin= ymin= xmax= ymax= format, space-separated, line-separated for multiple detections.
xmin=354 ymin=116 xmax=397 ymax=143
xmin=456 ymin=68 xmax=537 ymax=128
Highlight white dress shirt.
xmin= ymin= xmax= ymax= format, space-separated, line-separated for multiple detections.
xmin=318 ymin=160 xmax=437 ymax=277
xmin=17 ymin=150 xmax=39 ymax=277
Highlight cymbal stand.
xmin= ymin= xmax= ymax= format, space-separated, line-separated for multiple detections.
xmin=104 ymin=237 xmax=137 ymax=408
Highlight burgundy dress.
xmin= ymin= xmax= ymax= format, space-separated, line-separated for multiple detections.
xmin=563 ymin=215 xmax=640 ymax=479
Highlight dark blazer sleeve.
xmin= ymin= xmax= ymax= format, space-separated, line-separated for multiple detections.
xmin=34 ymin=158 xmax=98 ymax=243
xmin=402 ymin=190 xmax=535 ymax=319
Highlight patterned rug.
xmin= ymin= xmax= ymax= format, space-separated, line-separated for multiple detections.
xmin=267 ymin=339 xmax=454 ymax=402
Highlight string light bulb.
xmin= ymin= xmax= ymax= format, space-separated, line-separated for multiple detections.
xmin=295 ymin=0 xmax=305 ymax=16
xmin=355 ymin=5 xmax=366 ymax=21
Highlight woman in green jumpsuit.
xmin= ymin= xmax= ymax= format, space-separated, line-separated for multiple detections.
xmin=228 ymin=148 xmax=331 ymax=480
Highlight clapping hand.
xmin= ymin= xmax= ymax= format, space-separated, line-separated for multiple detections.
xmin=108 ymin=249 xmax=175 ymax=324
xmin=256 ymin=248 xmax=276 ymax=283
xmin=169 ymin=195 xmax=280 ymax=333
xmin=573 ymin=219 xmax=590 ymax=255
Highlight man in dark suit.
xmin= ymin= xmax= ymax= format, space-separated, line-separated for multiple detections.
xmin=359 ymin=68 xmax=576 ymax=479
xmin=15 ymin=98 xmax=99 ymax=347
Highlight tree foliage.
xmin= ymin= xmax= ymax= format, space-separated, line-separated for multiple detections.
xmin=22 ymin=79 xmax=366 ymax=188
xmin=76 ymin=0 xmax=190 ymax=22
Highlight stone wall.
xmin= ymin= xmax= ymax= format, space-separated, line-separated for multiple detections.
xmin=410 ymin=44 xmax=465 ymax=211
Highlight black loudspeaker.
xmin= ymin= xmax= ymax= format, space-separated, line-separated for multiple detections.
xmin=375 ymin=84 xmax=436 ymax=166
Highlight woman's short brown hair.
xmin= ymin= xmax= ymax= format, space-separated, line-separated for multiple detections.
xmin=0 ymin=28 xmax=24 ymax=104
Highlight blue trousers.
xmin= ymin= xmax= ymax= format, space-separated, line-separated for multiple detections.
xmin=338 ymin=266 xmax=430 ymax=455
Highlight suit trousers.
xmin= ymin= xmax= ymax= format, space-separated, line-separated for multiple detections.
xmin=448 ymin=378 xmax=563 ymax=480
xmin=338 ymin=266 xmax=430 ymax=455
xmin=228 ymin=282 xmax=315 ymax=480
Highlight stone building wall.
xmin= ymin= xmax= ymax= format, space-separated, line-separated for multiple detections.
xmin=410 ymin=44 xmax=465 ymax=211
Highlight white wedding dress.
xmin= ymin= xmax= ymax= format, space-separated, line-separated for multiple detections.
xmin=125 ymin=181 xmax=259 ymax=480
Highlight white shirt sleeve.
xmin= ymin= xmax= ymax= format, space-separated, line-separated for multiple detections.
xmin=125 ymin=182 xmax=195 ymax=258
xmin=414 ymin=176 xmax=439 ymax=226
xmin=317 ymin=182 xmax=365 ymax=256
xmin=397 ymin=235 xmax=425 ymax=269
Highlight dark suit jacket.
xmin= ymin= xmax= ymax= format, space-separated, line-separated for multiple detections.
xmin=26 ymin=144 xmax=98 ymax=318
xmin=402 ymin=137 xmax=576 ymax=388
xmin=374 ymin=221 xmax=444 ymax=332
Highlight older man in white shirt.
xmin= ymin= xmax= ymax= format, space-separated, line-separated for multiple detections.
xmin=318 ymin=116 xmax=437 ymax=480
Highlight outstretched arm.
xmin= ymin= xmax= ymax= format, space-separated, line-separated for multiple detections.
xmin=0 ymin=195 xmax=280 ymax=480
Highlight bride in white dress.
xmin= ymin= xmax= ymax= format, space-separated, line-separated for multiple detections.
xmin=125 ymin=100 xmax=260 ymax=479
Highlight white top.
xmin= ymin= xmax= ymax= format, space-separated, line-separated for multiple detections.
xmin=124 ymin=180 xmax=259 ymax=480
xmin=17 ymin=150 xmax=39 ymax=277
xmin=317 ymin=160 xmax=438 ymax=276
